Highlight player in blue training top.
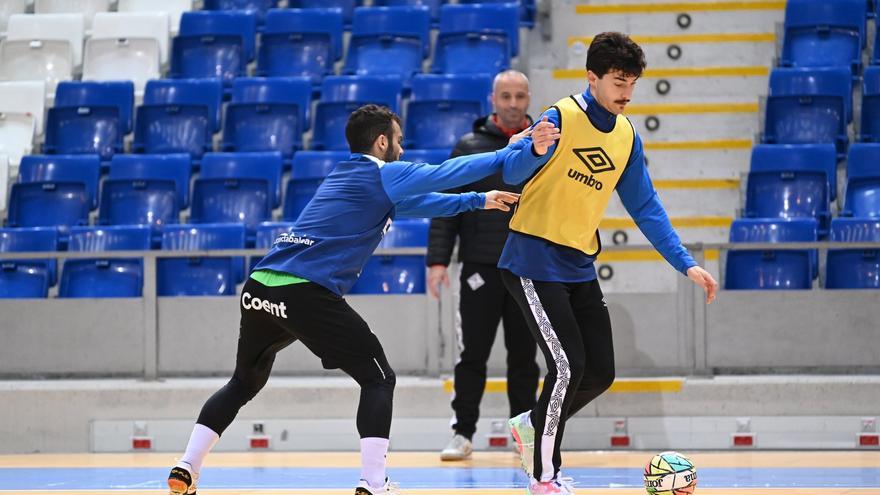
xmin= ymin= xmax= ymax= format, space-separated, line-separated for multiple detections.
xmin=166 ymin=104 xmax=560 ymax=495
xmin=499 ymin=33 xmax=718 ymax=495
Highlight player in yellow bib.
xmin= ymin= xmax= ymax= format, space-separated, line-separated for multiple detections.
xmin=498 ymin=33 xmax=719 ymax=495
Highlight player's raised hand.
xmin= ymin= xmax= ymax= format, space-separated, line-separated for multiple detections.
xmin=483 ymin=190 xmax=520 ymax=212
xmin=687 ymin=266 xmax=719 ymax=305
xmin=530 ymin=116 xmax=561 ymax=156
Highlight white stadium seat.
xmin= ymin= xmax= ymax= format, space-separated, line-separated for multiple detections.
xmin=34 ymin=0 xmax=111 ymax=31
xmin=0 ymin=39 xmax=74 ymax=97
xmin=83 ymin=38 xmax=160 ymax=94
xmin=91 ymin=12 xmax=170 ymax=65
xmin=0 ymin=81 xmax=46 ymax=137
xmin=117 ymin=0 xmax=193 ymax=36
xmin=0 ymin=0 xmax=28 ymax=35
xmin=5 ymin=13 xmax=85 ymax=67
xmin=0 ymin=154 xmax=8 ymax=212
xmin=0 ymin=112 xmax=36 ymax=167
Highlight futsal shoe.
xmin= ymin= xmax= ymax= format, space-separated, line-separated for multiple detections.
xmin=440 ymin=433 xmax=473 ymax=461
xmin=167 ymin=461 xmax=198 ymax=495
xmin=354 ymin=477 xmax=400 ymax=494
xmin=509 ymin=411 xmax=535 ymax=477
xmin=526 ymin=477 xmax=576 ymax=495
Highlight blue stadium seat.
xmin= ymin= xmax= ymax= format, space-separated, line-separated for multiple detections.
xmin=18 ymin=154 xmax=102 ymax=209
xmin=250 ymin=220 xmax=295 ymax=271
xmin=403 ymin=148 xmax=451 ymax=164
xmin=287 ymin=0 xmax=362 ymax=26
xmin=59 ymin=225 xmax=151 ymax=298
xmin=763 ymin=67 xmax=852 ymax=157
xmin=373 ymin=0 xmax=444 ymax=25
xmin=312 ymin=76 xmax=404 ymax=150
xmin=459 ymin=0 xmax=536 ymax=28
xmin=170 ymin=11 xmax=257 ymax=84
xmin=405 ymin=74 xmax=492 ymax=149
xmin=0 ymin=227 xmax=58 ymax=298
xmin=343 ymin=6 xmax=430 ymax=86
xmin=257 ymin=9 xmax=344 ymax=86
xmin=283 ymin=151 xmax=346 ymax=221
xmin=843 ymin=143 xmax=880 ymax=218
xmin=349 ymin=218 xmax=428 ymax=294
xmin=190 ymin=152 xmax=281 ymax=236
xmin=203 ymin=0 xmax=279 ymax=26
xmin=432 ymin=3 xmax=519 ymax=75
xmin=158 ymin=223 xmax=246 ymax=296
xmin=134 ymin=79 xmax=224 ymax=159
xmin=44 ymin=81 xmax=134 ymax=161
xmin=725 ymin=218 xmax=818 ymax=290
xmin=222 ymin=77 xmax=312 ymax=158
xmin=826 ymin=218 xmax=880 ymax=289
xmin=745 ymin=144 xmax=835 ymax=236
xmin=99 ymin=154 xmax=191 ymax=236
xmin=780 ymin=0 xmax=866 ymax=74
xmin=859 ymin=67 xmax=880 ymax=142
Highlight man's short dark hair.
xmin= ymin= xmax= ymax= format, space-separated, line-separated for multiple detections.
xmin=586 ymin=32 xmax=647 ymax=79
xmin=345 ymin=104 xmax=401 ymax=153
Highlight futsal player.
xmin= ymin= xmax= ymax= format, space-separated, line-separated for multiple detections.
xmin=166 ymin=104 xmax=560 ymax=495
xmin=497 ymin=33 xmax=718 ymax=495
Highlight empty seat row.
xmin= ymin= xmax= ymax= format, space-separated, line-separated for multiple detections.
xmin=0 ymin=218 xmax=430 ymax=297
xmin=726 ymin=217 xmax=880 ymax=289
xmin=0 ymin=0 xmax=193 ymax=32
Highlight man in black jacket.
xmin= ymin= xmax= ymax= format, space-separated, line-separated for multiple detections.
xmin=428 ymin=70 xmax=541 ymax=461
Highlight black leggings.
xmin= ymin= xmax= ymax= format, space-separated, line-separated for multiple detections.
xmin=197 ymin=278 xmax=396 ymax=439
xmin=501 ymin=270 xmax=614 ymax=483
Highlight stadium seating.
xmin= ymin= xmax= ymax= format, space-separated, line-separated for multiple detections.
xmin=170 ymin=11 xmax=257 ymax=84
xmin=158 ymin=223 xmax=246 ymax=296
xmin=59 ymin=225 xmax=151 ymax=298
xmin=343 ymin=6 xmax=431 ymax=85
xmin=117 ymin=0 xmax=193 ymax=35
xmin=283 ymin=151 xmax=346 ymax=221
xmin=44 ymin=81 xmax=134 ymax=160
xmin=349 ymin=218 xmax=429 ymax=294
xmin=0 ymin=0 xmax=27 ymax=34
xmin=287 ymin=0 xmax=361 ymax=26
xmin=373 ymin=0 xmax=444 ymax=25
xmin=256 ymin=8 xmax=344 ymax=85
xmin=405 ymin=74 xmax=492 ymax=149
xmin=83 ymin=13 xmax=170 ymax=93
xmin=725 ymin=218 xmax=818 ymax=290
xmin=222 ymin=77 xmax=312 ymax=158
xmin=98 ymin=154 xmax=191 ymax=236
xmin=199 ymin=151 xmax=283 ymax=207
xmin=0 ymin=14 xmax=81 ymax=94
xmin=312 ymin=75 xmax=404 ymax=150
xmin=826 ymin=218 xmax=880 ymax=289
xmin=34 ymin=0 xmax=111 ymax=31
xmin=459 ymin=0 xmax=536 ymax=28
xmin=0 ymin=81 xmax=43 ymax=166
xmin=403 ymin=148 xmax=452 ymax=164
xmin=7 ymin=155 xmax=101 ymax=229
xmin=0 ymin=155 xmax=8 ymax=211
xmin=0 ymin=227 xmax=59 ymax=298
xmin=780 ymin=0 xmax=865 ymax=73
xmin=859 ymin=67 xmax=880 ymax=142
xmin=133 ymin=78 xmax=224 ymax=159
xmin=203 ymin=0 xmax=278 ymax=26
xmin=763 ymin=67 xmax=851 ymax=157
xmin=432 ymin=3 xmax=519 ymax=75
xmin=745 ymin=144 xmax=835 ymax=235
xmin=6 ymin=13 xmax=85 ymax=67
xmin=18 ymin=154 xmax=101 ymax=209
xmin=842 ymin=143 xmax=880 ymax=218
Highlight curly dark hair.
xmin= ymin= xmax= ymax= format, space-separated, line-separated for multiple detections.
xmin=586 ymin=32 xmax=647 ymax=79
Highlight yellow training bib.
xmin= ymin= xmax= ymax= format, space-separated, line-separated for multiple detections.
xmin=509 ymin=94 xmax=635 ymax=256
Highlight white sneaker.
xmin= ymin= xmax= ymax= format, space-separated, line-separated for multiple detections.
xmin=527 ymin=476 xmax=576 ymax=495
xmin=440 ymin=433 xmax=473 ymax=461
xmin=355 ymin=477 xmax=400 ymax=494
xmin=167 ymin=461 xmax=198 ymax=495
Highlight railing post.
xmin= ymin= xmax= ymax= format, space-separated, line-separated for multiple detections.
xmin=142 ymin=254 xmax=159 ymax=381
xmin=691 ymin=245 xmax=710 ymax=376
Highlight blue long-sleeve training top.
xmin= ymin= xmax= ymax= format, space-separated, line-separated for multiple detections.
xmin=255 ymin=142 xmax=526 ymax=295
xmin=497 ymin=88 xmax=697 ymax=282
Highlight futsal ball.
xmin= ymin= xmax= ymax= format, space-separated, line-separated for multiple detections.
xmin=643 ymin=451 xmax=697 ymax=495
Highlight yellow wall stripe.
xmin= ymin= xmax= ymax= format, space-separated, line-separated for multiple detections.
xmin=644 ymin=139 xmax=753 ymax=150
xmin=443 ymin=378 xmax=684 ymax=394
xmin=553 ymin=66 xmax=769 ymax=79
xmin=597 ymin=249 xmax=720 ymax=262
xmin=570 ymin=33 xmax=776 ymax=45
xmin=576 ymin=1 xmax=786 ymax=14
xmin=653 ymin=178 xmax=740 ymax=189
xmin=626 ymin=102 xmax=758 ymax=114
xmin=600 ymin=216 xmax=733 ymax=229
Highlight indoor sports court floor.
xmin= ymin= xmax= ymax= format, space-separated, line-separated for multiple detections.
xmin=0 ymin=451 xmax=877 ymax=494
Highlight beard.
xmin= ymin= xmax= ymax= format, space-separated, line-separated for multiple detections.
xmin=382 ymin=146 xmax=400 ymax=162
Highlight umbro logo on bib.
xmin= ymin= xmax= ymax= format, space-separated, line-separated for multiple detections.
xmin=572 ymin=147 xmax=616 ymax=174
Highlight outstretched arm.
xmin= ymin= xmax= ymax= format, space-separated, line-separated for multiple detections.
xmin=396 ymin=191 xmax=519 ymax=218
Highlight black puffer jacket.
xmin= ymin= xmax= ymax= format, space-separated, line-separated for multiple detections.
xmin=426 ymin=114 xmax=532 ymax=266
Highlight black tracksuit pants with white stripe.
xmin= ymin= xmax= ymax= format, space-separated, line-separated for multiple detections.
xmin=501 ymin=270 xmax=615 ymax=482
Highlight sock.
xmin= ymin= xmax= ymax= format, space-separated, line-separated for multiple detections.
xmin=360 ymin=437 xmax=390 ymax=489
xmin=179 ymin=423 xmax=220 ymax=476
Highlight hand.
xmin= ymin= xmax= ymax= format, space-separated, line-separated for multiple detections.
xmin=483 ymin=190 xmax=520 ymax=212
xmin=530 ymin=116 xmax=561 ymax=156
xmin=687 ymin=266 xmax=718 ymax=305
xmin=427 ymin=264 xmax=450 ymax=299
xmin=508 ymin=126 xmax=532 ymax=145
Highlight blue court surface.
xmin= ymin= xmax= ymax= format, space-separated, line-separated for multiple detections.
xmin=0 ymin=466 xmax=878 ymax=490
